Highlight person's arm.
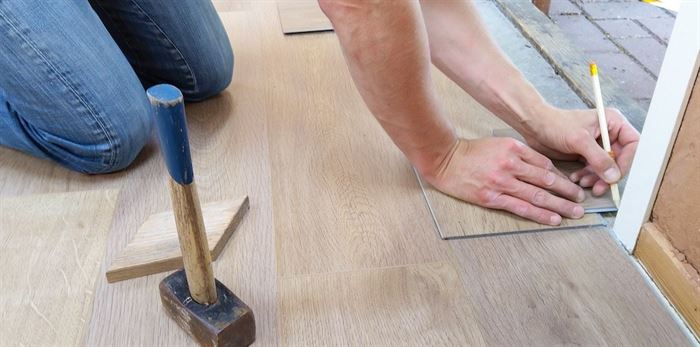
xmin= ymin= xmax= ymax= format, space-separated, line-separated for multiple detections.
xmin=418 ymin=0 xmax=638 ymax=194
xmin=319 ymin=0 xmax=586 ymax=225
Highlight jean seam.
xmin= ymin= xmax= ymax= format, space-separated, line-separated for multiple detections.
xmin=0 ymin=7 xmax=117 ymax=167
xmin=91 ymin=0 xmax=143 ymax=73
xmin=128 ymin=0 xmax=198 ymax=94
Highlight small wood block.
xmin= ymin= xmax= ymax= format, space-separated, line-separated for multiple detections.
xmin=160 ymin=270 xmax=256 ymax=347
xmin=106 ymin=197 xmax=249 ymax=282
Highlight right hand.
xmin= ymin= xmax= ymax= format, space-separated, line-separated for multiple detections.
xmin=423 ymin=137 xmax=586 ymax=225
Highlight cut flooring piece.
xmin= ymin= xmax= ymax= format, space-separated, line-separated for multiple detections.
xmin=277 ymin=0 xmax=332 ymax=34
xmin=279 ymin=262 xmax=486 ymax=345
xmin=0 ymin=190 xmax=118 ymax=346
xmin=417 ymin=72 xmax=606 ymax=239
xmin=448 ymin=227 xmax=691 ymax=346
xmin=493 ymin=128 xmax=617 ymax=213
xmin=417 ymin=173 xmax=606 ymax=239
xmin=106 ymin=197 xmax=249 ymax=283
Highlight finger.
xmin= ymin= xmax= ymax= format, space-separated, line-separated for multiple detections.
xmin=569 ymin=167 xmax=593 ymax=182
xmin=579 ymin=174 xmax=598 ymax=188
xmin=490 ymin=194 xmax=562 ymax=225
xmin=510 ymin=181 xmax=585 ymax=219
xmin=515 ymin=162 xmax=585 ymax=202
xmin=518 ymin=145 xmax=555 ymax=171
xmin=569 ymin=130 xmax=621 ymax=183
xmin=592 ymin=179 xmax=610 ymax=196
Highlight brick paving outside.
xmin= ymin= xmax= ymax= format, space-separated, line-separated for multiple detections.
xmin=548 ymin=0 xmax=676 ymax=111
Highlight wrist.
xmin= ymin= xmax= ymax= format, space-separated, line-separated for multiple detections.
xmin=515 ymin=102 xmax=558 ymax=140
xmin=413 ymin=133 xmax=460 ymax=181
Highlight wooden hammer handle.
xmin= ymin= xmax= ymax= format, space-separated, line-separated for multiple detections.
xmin=148 ymin=84 xmax=217 ymax=305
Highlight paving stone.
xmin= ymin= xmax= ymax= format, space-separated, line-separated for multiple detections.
xmin=636 ymin=17 xmax=675 ymax=43
xmin=552 ymin=15 xmax=619 ymax=53
xmin=549 ymin=0 xmax=582 ymax=16
xmin=588 ymin=51 xmax=657 ymax=101
xmin=616 ymin=36 xmax=666 ymax=76
xmin=595 ymin=18 xmax=650 ymax=38
xmin=580 ymin=1 xmax=671 ymax=19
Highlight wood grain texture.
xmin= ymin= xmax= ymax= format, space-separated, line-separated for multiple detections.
xmin=0 ymin=2 xmax=690 ymax=345
xmin=418 ymin=72 xmax=606 ymax=239
xmin=493 ymin=0 xmax=647 ymax=130
xmin=277 ymin=0 xmax=332 ymax=34
xmin=267 ymin=18 xmax=453 ymax=277
xmin=636 ymin=222 xmax=700 ymax=336
xmin=167 ymin=180 xmax=217 ymax=304
xmin=279 ymin=262 xmax=486 ymax=346
xmin=493 ymin=128 xmax=617 ymax=213
xmin=449 ymin=227 xmax=692 ymax=346
xmin=85 ymin=8 xmax=281 ymax=345
xmin=652 ymin=73 xmax=700 ymax=271
xmin=107 ymin=197 xmax=249 ymax=283
xmin=0 ymin=190 xmax=118 ymax=346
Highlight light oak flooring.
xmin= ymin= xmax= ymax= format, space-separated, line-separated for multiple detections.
xmin=0 ymin=2 xmax=690 ymax=345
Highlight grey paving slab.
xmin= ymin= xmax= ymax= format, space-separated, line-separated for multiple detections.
xmin=580 ymin=1 xmax=672 ymax=19
xmin=587 ymin=51 xmax=657 ymax=100
xmin=549 ymin=0 xmax=583 ymax=15
xmin=476 ymin=1 xmax=587 ymax=109
xmin=636 ymin=17 xmax=676 ymax=43
xmin=595 ymin=18 xmax=651 ymax=38
xmin=553 ymin=15 xmax=620 ymax=54
xmin=616 ymin=36 xmax=666 ymax=76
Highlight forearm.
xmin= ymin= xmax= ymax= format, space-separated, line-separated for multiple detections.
xmin=419 ymin=0 xmax=553 ymax=137
xmin=319 ymin=0 xmax=457 ymax=176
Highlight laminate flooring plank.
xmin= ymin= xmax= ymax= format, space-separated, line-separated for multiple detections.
xmin=493 ymin=127 xmax=617 ymax=213
xmin=0 ymin=190 xmax=118 ymax=346
xmin=279 ymin=262 xmax=486 ymax=346
xmin=267 ymin=20 xmax=453 ymax=277
xmin=448 ymin=227 xmax=691 ymax=346
xmin=84 ymin=9 xmax=279 ymax=345
xmin=419 ymin=71 xmax=607 ymax=239
xmin=277 ymin=0 xmax=332 ymax=34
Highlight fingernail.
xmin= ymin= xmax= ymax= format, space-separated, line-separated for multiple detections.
xmin=573 ymin=205 xmax=584 ymax=218
xmin=550 ymin=215 xmax=562 ymax=225
xmin=603 ymin=167 xmax=620 ymax=182
xmin=545 ymin=172 xmax=556 ymax=186
xmin=577 ymin=189 xmax=585 ymax=202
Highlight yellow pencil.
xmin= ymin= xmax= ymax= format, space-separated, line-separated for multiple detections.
xmin=589 ymin=62 xmax=621 ymax=208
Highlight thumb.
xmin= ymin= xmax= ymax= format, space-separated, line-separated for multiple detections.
xmin=571 ymin=131 xmax=621 ymax=183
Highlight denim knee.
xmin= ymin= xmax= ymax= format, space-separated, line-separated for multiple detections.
xmin=183 ymin=45 xmax=234 ymax=102
xmin=83 ymin=101 xmax=152 ymax=174
xmin=50 ymin=96 xmax=152 ymax=175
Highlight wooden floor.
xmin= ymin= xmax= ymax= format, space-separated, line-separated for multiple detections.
xmin=0 ymin=2 xmax=690 ymax=345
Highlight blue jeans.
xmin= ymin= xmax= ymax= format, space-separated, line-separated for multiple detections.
xmin=0 ymin=0 xmax=233 ymax=174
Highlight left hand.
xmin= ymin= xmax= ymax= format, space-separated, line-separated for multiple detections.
xmin=520 ymin=107 xmax=639 ymax=196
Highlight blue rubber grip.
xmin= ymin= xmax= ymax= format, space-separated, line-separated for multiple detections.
xmin=147 ymin=84 xmax=194 ymax=185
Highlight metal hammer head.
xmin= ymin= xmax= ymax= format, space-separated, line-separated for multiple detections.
xmin=159 ymin=270 xmax=255 ymax=347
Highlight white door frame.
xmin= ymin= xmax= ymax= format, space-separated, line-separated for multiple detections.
xmin=613 ymin=0 xmax=700 ymax=252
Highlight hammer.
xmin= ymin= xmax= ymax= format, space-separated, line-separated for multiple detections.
xmin=147 ymin=84 xmax=255 ymax=347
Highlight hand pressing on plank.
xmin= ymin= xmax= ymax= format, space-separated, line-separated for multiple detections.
xmin=518 ymin=107 xmax=639 ymax=196
xmin=425 ymin=137 xmax=586 ymax=225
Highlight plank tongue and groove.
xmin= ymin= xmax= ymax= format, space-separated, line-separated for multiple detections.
xmin=0 ymin=190 xmax=118 ymax=346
